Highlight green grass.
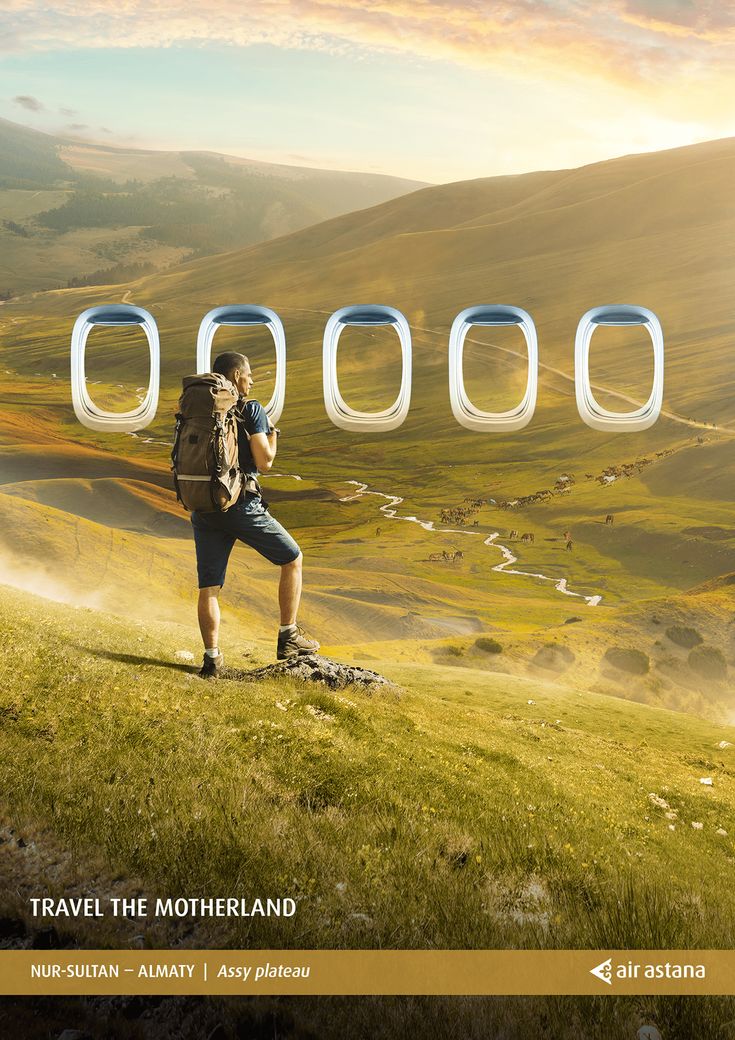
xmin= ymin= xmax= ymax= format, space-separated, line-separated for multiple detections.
xmin=1 ymin=583 xmax=734 ymax=960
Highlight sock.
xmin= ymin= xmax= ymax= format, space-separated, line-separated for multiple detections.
xmin=279 ymin=624 xmax=297 ymax=635
xmin=204 ymin=647 xmax=220 ymax=658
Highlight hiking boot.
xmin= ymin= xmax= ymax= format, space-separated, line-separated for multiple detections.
xmin=199 ymin=651 xmax=224 ymax=678
xmin=277 ymin=626 xmax=320 ymax=660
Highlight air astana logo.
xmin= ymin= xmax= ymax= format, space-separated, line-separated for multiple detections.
xmin=590 ymin=957 xmax=613 ymax=985
xmin=590 ymin=955 xmax=706 ymax=986
xmin=69 ymin=302 xmax=665 ymax=435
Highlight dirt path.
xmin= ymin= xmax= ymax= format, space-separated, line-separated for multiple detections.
xmin=435 ymin=326 xmax=735 ymax=438
xmin=339 ymin=480 xmax=602 ymax=607
xmin=288 ymin=306 xmax=734 ymax=437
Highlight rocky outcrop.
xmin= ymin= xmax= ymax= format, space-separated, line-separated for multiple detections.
xmin=232 ymin=654 xmax=397 ymax=692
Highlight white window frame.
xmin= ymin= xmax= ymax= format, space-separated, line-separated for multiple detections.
xmin=197 ymin=305 xmax=286 ymax=425
xmin=70 ymin=304 xmax=160 ymax=432
xmin=575 ymin=305 xmax=664 ymax=432
xmin=449 ymin=304 xmax=538 ymax=431
xmin=323 ymin=305 xmax=412 ymax=432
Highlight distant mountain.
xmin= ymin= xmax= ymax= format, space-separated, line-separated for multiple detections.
xmin=0 ymin=118 xmax=426 ymax=294
xmin=90 ymin=134 xmax=734 ymax=424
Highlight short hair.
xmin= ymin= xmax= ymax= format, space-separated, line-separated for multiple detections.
xmin=212 ymin=351 xmax=248 ymax=380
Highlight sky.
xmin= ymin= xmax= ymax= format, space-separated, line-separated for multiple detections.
xmin=0 ymin=0 xmax=734 ymax=183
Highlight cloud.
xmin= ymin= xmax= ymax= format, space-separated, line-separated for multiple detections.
xmin=66 ymin=122 xmax=88 ymax=130
xmin=2 ymin=1 xmax=734 ymax=97
xmin=59 ymin=105 xmax=77 ymax=116
xmin=13 ymin=93 xmax=44 ymax=111
xmin=620 ymin=0 xmax=735 ymax=38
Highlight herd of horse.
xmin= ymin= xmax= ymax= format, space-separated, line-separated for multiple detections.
xmin=424 ymin=515 xmax=617 ymax=562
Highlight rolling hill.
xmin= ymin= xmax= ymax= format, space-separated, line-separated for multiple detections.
xmin=1 ymin=138 xmax=735 ymax=1039
xmin=0 ymin=118 xmax=426 ymax=295
xmin=0 ymin=135 xmax=734 ymax=718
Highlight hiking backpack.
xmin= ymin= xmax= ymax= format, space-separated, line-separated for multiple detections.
xmin=171 ymin=373 xmax=243 ymax=512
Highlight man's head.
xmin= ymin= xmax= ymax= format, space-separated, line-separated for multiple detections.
xmin=213 ymin=351 xmax=253 ymax=398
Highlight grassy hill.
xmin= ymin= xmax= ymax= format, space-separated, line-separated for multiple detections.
xmin=0 ymin=118 xmax=425 ymax=295
xmin=1 ymin=582 xmax=734 ymax=1036
xmin=0 ymin=136 xmax=733 ymax=719
xmin=1 ymin=138 xmax=735 ymax=1036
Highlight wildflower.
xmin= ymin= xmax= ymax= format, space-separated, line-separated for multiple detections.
xmin=716 ymin=828 xmax=728 ymax=836
xmin=648 ymin=793 xmax=669 ymax=810
xmin=691 ymin=821 xmax=704 ymax=830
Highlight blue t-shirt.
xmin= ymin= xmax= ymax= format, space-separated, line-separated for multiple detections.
xmin=236 ymin=398 xmax=270 ymax=476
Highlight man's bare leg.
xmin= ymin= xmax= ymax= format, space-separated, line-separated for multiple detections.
xmin=276 ymin=553 xmax=319 ymax=658
xmin=279 ymin=553 xmax=302 ymax=626
xmin=198 ymin=586 xmax=221 ymax=648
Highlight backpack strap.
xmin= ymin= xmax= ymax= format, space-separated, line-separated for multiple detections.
xmin=171 ymin=413 xmax=183 ymax=504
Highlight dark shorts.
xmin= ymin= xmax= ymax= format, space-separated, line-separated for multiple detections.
xmin=191 ymin=492 xmax=301 ymax=588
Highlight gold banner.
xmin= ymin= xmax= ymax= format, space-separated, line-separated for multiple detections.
xmin=0 ymin=950 xmax=732 ymax=996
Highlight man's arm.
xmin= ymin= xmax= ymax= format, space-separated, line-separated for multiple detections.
xmin=248 ymin=428 xmax=278 ymax=473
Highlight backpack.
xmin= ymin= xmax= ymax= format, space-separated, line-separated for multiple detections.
xmin=171 ymin=373 xmax=243 ymax=512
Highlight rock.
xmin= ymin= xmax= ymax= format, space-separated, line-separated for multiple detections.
xmin=688 ymin=645 xmax=727 ymax=681
xmin=718 ymin=741 xmax=733 ymax=750
xmin=174 ymin=650 xmax=195 ymax=663
xmin=230 ymin=654 xmax=398 ymax=692
xmin=347 ymin=913 xmax=373 ymax=925
xmin=533 ymin=643 xmax=575 ymax=672
xmin=57 ymin=1031 xmax=94 ymax=1040
xmin=699 ymin=777 xmax=713 ymax=786
xmin=638 ymin=1025 xmax=662 ymax=1040
xmin=603 ymin=646 xmax=649 ymax=675
xmin=665 ymin=625 xmax=703 ymax=649
xmin=564 ymin=616 xmax=583 ymax=624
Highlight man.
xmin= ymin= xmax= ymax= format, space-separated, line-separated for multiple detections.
xmin=191 ymin=350 xmax=319 ymax=677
